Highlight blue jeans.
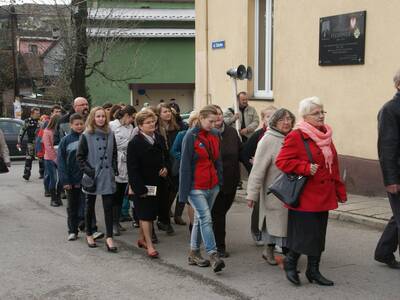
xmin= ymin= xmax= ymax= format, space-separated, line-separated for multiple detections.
xmin=188 ymin=186 xmax=220 ymax=255
xmin=44 ymin=160 xmax=58 ymax=190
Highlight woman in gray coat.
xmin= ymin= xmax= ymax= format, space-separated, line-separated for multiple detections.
xmin=246 ymin=108 xmax=295 ymax=265
xmin=77 ymin=107 xmax=118 ymax=252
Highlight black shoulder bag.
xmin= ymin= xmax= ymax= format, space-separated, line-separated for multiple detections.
xmin=268 ymin=135 xmax=313 ymax=208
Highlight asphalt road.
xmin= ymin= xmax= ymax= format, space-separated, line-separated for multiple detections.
xmin=1 ymin=162 xmax=399 ymax=300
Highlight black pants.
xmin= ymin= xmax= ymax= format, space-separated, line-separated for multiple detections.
xmin=113 ymin=182 xmax=127 ymax=224
xmin=174 ymin=195 xmax=186 ymax=217
xmin=86 ymin=194 xmax=114 ymax=238
xmin=66 ymin=187 xmax=81 ymax=234
xmin=251 ymin=200 xmax=261 ymax=235
xmin=23 ymin=143 xmax=35 ymax=178
xmin=157 ymin=180 xmax=171 ymax=225
xmin=212 ymin=191 xmax=236 ymax=251
xmin=375 ymin=192 xmax=400 ymax=262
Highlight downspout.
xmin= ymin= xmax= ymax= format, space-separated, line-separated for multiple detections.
xmin=205 ymin=0 xmax=210 ymax=104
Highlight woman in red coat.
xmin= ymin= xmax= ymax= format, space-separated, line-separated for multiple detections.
xmin=276 ymin=96 xmax=347 ymax=287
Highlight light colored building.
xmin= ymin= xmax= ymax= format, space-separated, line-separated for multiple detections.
xmin=195 ymin=0 xmax=400 ymax=196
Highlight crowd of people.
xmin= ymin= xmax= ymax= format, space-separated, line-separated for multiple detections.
xmin=1 ymin=80 xmax=400 ymax=284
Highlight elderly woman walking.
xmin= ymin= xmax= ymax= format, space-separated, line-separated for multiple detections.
xmin=246 ymin=108 xmax=295 ymax=265
xmin=276 ymin=97 xmax=347 ymax=286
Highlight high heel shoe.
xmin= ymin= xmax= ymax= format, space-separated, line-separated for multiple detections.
xmin=106 ymin=240 xmax=118 ymax=253
xmin=147 ymin=249 xmax=159 ymax=258
xmin=86 ymin=237 xmax=97 ymax=248
xmin=137 ymin=239 xmax=148 ymax=249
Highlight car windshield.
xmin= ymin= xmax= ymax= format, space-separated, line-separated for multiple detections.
xmin=0 ymin=121 xmax=21 ymax=135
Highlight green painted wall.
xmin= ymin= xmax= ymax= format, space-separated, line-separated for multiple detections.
xmin=87 ymin=38 xmax=194 ymax=105
xmin=93 ymin=1 xmax=194 ymax=9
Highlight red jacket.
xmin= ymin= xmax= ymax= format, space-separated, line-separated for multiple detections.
xmin=275 ymin=129 xmax=347 ymax=212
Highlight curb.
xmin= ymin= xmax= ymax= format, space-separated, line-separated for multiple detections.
xmin=235 ymin=193 xmax=387 ymax=231
xmin=329 ymin=210 xmax=387 ymax=231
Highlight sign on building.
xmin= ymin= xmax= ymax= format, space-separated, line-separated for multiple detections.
xmin=319 ymin=11 xmax=366 ymax=66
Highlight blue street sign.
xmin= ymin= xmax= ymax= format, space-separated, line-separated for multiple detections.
xmin=211 ymin=40 xmax=225 ymax=49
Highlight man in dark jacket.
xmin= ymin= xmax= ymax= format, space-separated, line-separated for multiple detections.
xmin=55 ymin=97 xmax=89 ymax=145
xmin=375 ymin=69 xmax=400 ymax=269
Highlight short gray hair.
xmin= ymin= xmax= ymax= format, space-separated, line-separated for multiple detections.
xmin=298 ymin=96 xmax=323 ymax=118
xmin=393 ymin=69 xmax=400 ymax=87
xmin=269 ymin=108 xmax=296 ymax=129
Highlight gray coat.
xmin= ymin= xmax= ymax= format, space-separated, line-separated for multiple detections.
xmin=246 ymin=128 xmax=288 ymax=237
xmin=77 ymin=129 xmax=117 ymax=195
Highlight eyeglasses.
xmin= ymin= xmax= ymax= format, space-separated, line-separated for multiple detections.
xmin=277 ymin=117 xmax=294 ymax=123
xmin=308 ymin=110 xmax=327 ymax=117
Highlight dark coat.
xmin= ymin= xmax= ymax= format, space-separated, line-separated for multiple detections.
xmin=127 ymin=132 xmax=169 ymax=196
xmin=240 ymin=126 xmax=267 ymax=173
xmin=276 ymin=129 xmax=347 ymax=212
xmin=220 ymin=125 xmax=242 ymax=194
xmin=377 ymin=91 xmax=400 ymax=186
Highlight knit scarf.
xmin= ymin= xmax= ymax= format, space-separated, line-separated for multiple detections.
xmin=296 ymin=121 xmax=333 ymax=173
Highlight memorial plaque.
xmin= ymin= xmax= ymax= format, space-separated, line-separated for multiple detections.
xmin=319 ymin=11 xmax=366 ymax=66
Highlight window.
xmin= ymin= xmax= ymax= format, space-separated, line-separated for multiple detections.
xmin=254 ymin=0 xmax=273 ymax=99
xmin=29 ymin=44 xmax=38 ymax=55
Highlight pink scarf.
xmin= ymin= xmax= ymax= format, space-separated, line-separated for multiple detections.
xmin=296 ymin=121 xmax=333 ymax=173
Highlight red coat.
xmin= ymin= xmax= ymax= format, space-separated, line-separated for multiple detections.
xmin=275 ymin=129 xmax=347 ymax=212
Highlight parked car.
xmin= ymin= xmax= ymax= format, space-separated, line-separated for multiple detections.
xmin=0 ymin=118 xmax=28 ymax=159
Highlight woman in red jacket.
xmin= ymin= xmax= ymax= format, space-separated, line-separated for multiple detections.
xmin=276 ymin=96 xmax=347 ymax=287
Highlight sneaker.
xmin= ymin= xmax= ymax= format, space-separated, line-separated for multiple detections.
xmin=23 ymin=174 xmax=30 ymax=181
xmin=252 ymin=231 xmax=264 ymax=246
xmin=93 ymin=231 xmax=104 ymax=240
xmin=209 ymin=252 xmax=225 ymax=273
xmin=132 ymin=221 xmax=140 ymax=228
xmin=68 ymin=233 xmax=77 ymax=241
xmin=188 ymin=250 xmax=210 ymax=267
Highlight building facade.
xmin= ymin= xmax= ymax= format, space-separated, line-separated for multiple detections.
xmin=87 ymin=0 xmax=195 ymax=113
xmin=195 ymin=0 xmax=400 ymax=195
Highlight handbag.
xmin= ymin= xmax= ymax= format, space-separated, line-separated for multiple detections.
xmin=268 ymin=134 xmax=313 ymax=208
xmin=0 ymin=157 xmax=9 ymax=174
xmin=82 ymin=134 xmax=108 ymax=193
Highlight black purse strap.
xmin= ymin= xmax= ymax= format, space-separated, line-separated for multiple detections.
xmin=300 ymin=132 xmax=314 ymax=164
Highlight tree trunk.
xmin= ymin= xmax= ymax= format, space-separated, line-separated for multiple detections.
xmin=70 ymin=0 xmax=88 ymax=98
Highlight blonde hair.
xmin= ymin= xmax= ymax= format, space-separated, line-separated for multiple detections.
xmin=260 ymin=105 xmax=278 ymax=120
xmin=199 ymin=105 xmax=218 ymax=119
xmin=135 ymin=109 xmax=156 ymax=126
xmin=85 ymin=107 xmax=109 ymax=134
xmin=298 ymin=96 xmax=323 ymax=118
xmin=188 ymin=111 xmax=200 ymax=128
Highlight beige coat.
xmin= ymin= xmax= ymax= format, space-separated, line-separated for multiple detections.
xmin=0 ymin=129 xmax=10 ymax=164
xmin=246 ymin=128 xmax=288 ymax=237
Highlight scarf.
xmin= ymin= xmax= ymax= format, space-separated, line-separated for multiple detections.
xmin=296 ymin=121 xmax=333 ymax=173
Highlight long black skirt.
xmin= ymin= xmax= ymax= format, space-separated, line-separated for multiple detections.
xmin=133 ymin=195 xmax=158 ymax=221
xmin=287 ymin=210 xmax=329 ymax=256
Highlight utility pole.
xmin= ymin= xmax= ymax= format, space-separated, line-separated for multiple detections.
xmin=10 ymin=1 xmax=19 ymax=98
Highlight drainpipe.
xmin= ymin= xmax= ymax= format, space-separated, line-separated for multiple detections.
xmin=205 ymin=0 xmax=209 ymax=105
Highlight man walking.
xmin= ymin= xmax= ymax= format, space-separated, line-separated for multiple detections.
xmin=375 ymin=69 xmax=400 ymax=269
xmin=18 ymin=107 xmax=41 ymax=180
xmin=223 ymin=91 xmax=259 ymax=142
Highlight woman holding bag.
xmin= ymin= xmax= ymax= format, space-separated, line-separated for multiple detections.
xmin=246 ymin=108 xmax=295 ymax=265
xmin=276 ymin=97 xmax=347 ymax=286
xmin=77 ymin=107 xmax=118 ymax=252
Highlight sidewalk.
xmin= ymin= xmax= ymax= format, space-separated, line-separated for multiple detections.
xmin=236 ymin=182 xmax=391 ymax=231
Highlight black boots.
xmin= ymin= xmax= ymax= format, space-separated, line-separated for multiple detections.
xmin=305 ymin=256 xmax=334 ymax=286
xmin=23 ymin=158 xmax=32 ymax=180
xmin=284 ymin=251 xmax=301 ymax=285
xmin=50 ymin=189 xmax=59 ymax=207
xmin=50 ymin=189 xmax=63 ymax=207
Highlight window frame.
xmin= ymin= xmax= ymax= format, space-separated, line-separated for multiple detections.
xmin=254 ymin=0 xmax=273 ymax=99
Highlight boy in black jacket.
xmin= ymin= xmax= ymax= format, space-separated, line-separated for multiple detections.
xmin=58 ymin=113 xmax=85 ymax=241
